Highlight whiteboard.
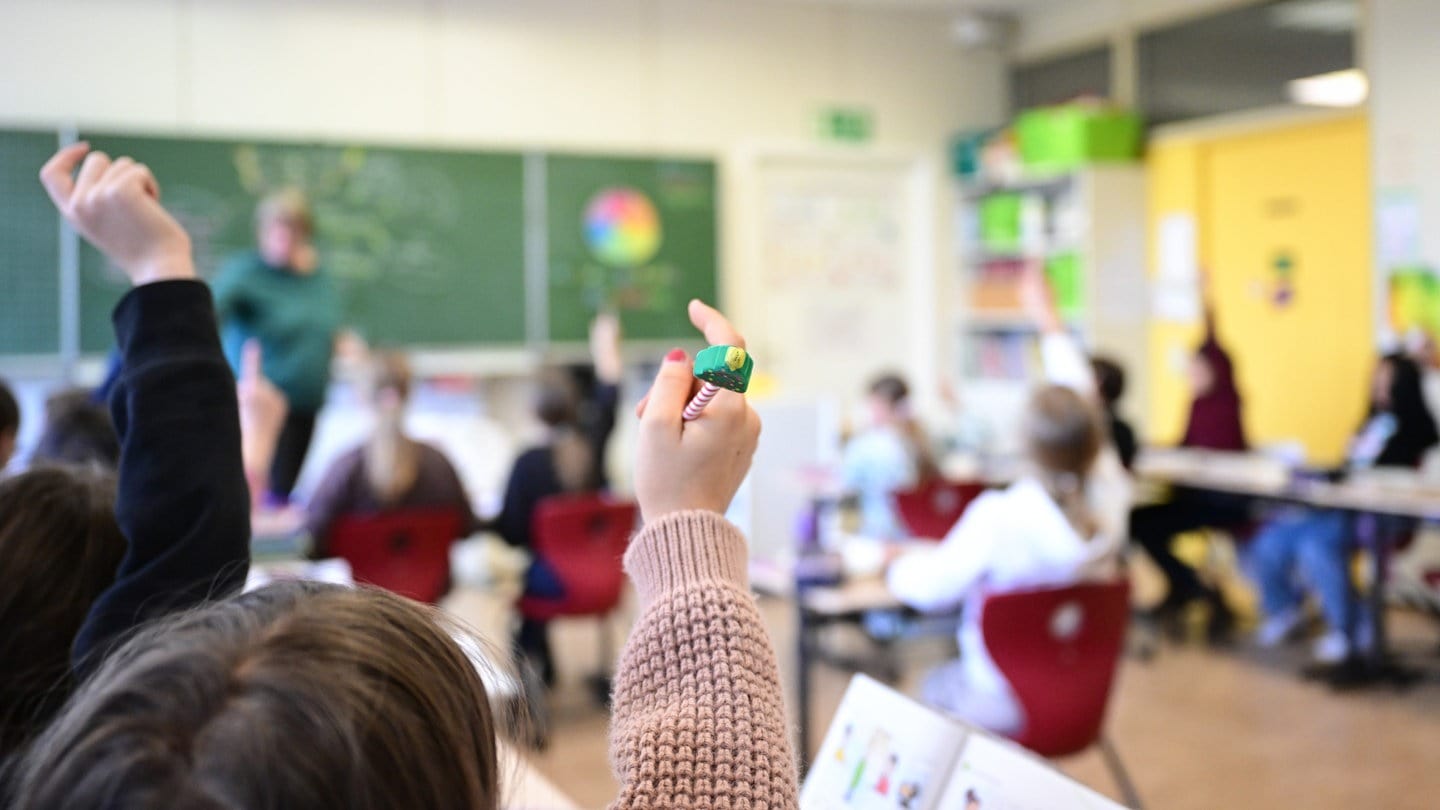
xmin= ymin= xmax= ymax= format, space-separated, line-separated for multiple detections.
xmin=746 ymin=155 xmax=932 ymax=409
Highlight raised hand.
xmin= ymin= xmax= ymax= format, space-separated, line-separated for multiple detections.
xmin=237 ymin=340 xmax=288 ymax=507
xmin=1019 ymin=260 xmax=1062 ymax=334
xmin=633 ymin=301 xmax=760 ymax=522
xmin=591 ymin=311 xmax=624 ymax=384
xmin=38 ymin=143 xmax=194 ymax=286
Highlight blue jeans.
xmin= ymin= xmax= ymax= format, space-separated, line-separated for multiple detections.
xmin=1248 ymin=510 xmax=1352 ymax=631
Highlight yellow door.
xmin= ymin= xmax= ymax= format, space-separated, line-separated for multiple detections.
xmin=1149 ymin=116 xmax=1373 ymax=464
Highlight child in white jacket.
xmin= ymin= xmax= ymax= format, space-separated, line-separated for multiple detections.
xmin=886 ymin=273 xmax=1131 ymax=734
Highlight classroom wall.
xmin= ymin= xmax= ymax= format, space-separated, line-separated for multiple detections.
xmin=1368 ymin=0 xmax=1440 ymax=336
xmin=0 ymin=0 xmax=1006 ymax=404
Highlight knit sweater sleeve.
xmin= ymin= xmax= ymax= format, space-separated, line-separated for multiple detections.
xmin=608 ymin=510 xmax=799 ymax=810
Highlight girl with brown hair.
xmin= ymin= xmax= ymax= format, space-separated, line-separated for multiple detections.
xmin=303 ymin=351 xmax=479 ymax=556
xmin=12 ymin=146 xmax=797 ymax=809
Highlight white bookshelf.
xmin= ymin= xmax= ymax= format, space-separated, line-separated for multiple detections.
xmin=953 ymin=165 xmax=1148 ymax=455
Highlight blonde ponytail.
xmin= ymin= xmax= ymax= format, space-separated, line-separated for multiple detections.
xmin=1025 ymin=385 xmax=1103 ymax=539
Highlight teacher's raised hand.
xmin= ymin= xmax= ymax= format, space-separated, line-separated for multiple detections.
xmin=39 ymin=143 xmax=194 ymax=286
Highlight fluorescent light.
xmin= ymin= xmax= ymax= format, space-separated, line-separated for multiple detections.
xmin=1270 ymin=0 xmax=1359 ymax=33
xmin=1287 ymin=69 xmax=1368 ymax=107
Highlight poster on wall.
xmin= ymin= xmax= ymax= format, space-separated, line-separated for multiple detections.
xmin=1152 ymin=212 xmax=1200 ymax=322
xmin=1378 ymin=188 xmax=1440 ymax=347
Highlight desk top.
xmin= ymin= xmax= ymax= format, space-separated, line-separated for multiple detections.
xmin=1136 ymin=448 xmax=1440 ymax=520
xmin=501 ymin=746 xmax=581 ymax=810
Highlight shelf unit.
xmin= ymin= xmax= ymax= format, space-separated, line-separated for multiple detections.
xmin=953 ymin=165 xmax=1148 ymax=454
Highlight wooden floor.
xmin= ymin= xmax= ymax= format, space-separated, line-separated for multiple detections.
xmin=516 ymin=597 xmax=1440 ymax=810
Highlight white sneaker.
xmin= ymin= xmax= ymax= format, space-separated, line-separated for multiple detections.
xmin=1255 ymin=610 xmax=1304 ymax=648
xmin=1311 ymin=630 xmax=1351 ymax=664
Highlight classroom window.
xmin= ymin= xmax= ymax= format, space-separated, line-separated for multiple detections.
xmin=1010 ymin=46 xmax=1112 ymax=113
xmin=1138 ymin=0 xmax=1357 ymax=125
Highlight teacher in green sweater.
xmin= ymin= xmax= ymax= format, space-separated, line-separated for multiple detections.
xmin=213 ymin=189 xmax=341 ymax=502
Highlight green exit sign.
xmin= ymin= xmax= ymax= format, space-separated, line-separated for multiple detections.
xmin=818 ymin=107 xmax=873 ymax=143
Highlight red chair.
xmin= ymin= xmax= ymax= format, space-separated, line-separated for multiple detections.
xmin=893 ymin=480 xmax=985 ymax=539
xmin=980 ymin=580 xmax=1143 ymax=809
xmin=327 ymin=507 xmax=464 ymax=603
xmin=517 ymin=495 xmax=638 ymax=623
xmin=517 ymin=495 xmax=638 ymax=714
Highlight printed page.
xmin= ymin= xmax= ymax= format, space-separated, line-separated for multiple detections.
xmin=801 ymin=675 xmax=969 ymax=810
xmin=933 ymin=733 xmax=1127 ymax=810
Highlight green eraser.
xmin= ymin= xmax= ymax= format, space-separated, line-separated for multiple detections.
xmin=693 ymin=345 xmax=754 ymax=393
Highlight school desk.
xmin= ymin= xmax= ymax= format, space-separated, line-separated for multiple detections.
xmin=1136 ymin=448 xmax=1440 ymax=689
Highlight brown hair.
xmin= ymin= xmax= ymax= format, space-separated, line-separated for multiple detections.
xmin=33 ymin=389 xmax=119 ymax=469
xmin=867 ymin=372 xmax=939 ymax=484
xmin=364 ymin=352 xmax=421 ymax=505
xmin=1024 ymin=385 xmax=1103 ymax=538
xmin=533 ymin=368 xmax=580 ymax=428
xmin=13 ymin=582 xmax=502 ymax=810
xmin=254 ymin=187 xmax=314 ymax=237
xmin=0 ymin=466 xmax=125 ymax=758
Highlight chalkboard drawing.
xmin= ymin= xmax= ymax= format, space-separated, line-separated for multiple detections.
xmin=584 ymin=187 xmax=663 ymax=268
xmin=232 ymin=144 xmax=462 ymax=295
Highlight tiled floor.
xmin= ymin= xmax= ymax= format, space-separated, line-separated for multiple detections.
xmin=517 ymin=598 xmax=1440 ymax=809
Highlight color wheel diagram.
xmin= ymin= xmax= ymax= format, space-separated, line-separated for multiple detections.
xmin=583 ymin=187 xmax=663 ymax=267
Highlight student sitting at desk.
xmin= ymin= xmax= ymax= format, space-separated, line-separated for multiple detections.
xmin=886 ymin=270 xmax=1129 ymax=734
xmin=1129 ymin=283 xmax=1250 ymax=638
xmin=303 ymin=352 xmax=479 ymax=555
xmin=497 ymin=313 xmax=622 ymax=687
xmin=1250 ymin=352 xmax=1438 ymax=663
xmin=842 ymin=373 xmax=938 ymax=539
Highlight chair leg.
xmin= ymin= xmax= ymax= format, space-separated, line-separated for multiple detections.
xmin=587 ymin=616 xmax=614 ymax=709
xmin=1099 ymin=735 xmax=1144 ymax=810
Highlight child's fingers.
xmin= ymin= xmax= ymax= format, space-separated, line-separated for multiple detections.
xmin=639 ymin=349 xmax=692 ymax=435
xmin=688 ymin=299 xmax=746 ymax=349
xmin=37 ymin=142 xmax=91 ymax=208
xmin=113 ymin=161 xmax=160 ymax=201
xmin=70 ymin=150 xmax=113 ymax=205
xmin=241 ymin=339 xmax=264 ymax=383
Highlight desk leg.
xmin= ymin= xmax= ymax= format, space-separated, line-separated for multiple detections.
xmin=1311 ymin=513 xmax=1419 ymax=689
xmin=797 ymin=602 xmax=814 ymax=779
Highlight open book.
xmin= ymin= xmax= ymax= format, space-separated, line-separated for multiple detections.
xmin=801 ymin=675 xmax=1127 ymax=810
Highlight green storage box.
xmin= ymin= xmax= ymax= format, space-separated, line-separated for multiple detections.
xmin=1016 ymin=106 xmax=1142 ymax=171
xmin=980 ymin=193 xmax=1022 ymax=252
xmin=1045 ymin=251 xmax=1085 ymax=315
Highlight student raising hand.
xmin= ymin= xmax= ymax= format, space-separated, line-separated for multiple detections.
xmin=611 ymin=303 xmax=795 ymax=809
xmin=39 ymin=142 xmax=193 ymax=285
xmin=32 ymin=145 xmax=249 ymax=673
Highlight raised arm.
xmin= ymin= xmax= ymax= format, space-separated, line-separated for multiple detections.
xmin=609 ymin=300 xmax=797 ymax=810
xmin=40 ymin=144 xmax=251 ymax=671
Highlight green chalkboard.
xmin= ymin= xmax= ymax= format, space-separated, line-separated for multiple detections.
xmin=0 ymin=129 xmax=61 ymax=354
xmin=546 ymin=155 xmax=717 ymax=342
xmin=78 ymin=133 xmax=527 ymax=352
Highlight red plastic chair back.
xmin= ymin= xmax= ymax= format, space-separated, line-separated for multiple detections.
xmin=893 ymin=480 xmax=985 ymax=540
xmin=328 ymin=507 xmax=464 ymax=603
xmin=979 ymin=580 xmax=1130 ymax=758
xmin=518 ymin=495 xmax=638 ymax=622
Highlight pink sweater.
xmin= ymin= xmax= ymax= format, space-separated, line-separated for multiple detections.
xmin=609 ymin=510 xmax=799 ymax=810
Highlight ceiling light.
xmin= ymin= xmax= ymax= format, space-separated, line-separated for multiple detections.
xmin=1287 ymin=69 xmax=1368 ymax=107
xmin=1269 ymin=0 xmax=1359 ymax=33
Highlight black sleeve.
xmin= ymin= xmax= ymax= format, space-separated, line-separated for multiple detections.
xmin=1112 ymin=417 xmax=1138 ymax=472
xmin=72 ymin=280 xmax=251 ymax=673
